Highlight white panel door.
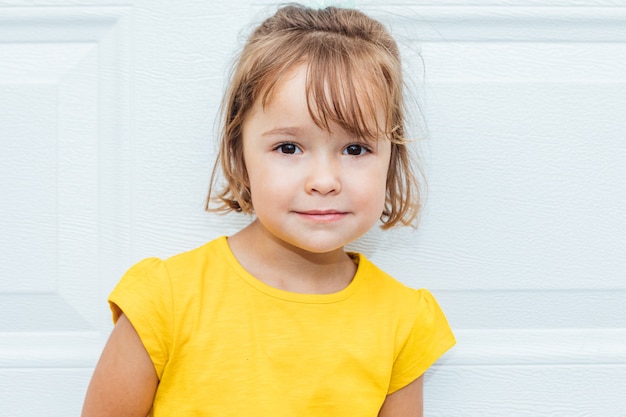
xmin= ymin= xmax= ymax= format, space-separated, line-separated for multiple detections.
xmin=1 ymin=1 xmax=625 ymax=416
xmin=0 ymin=1 xmax=245 ymax=415
xmin=1 ymin=6 xmax=132 ymax=416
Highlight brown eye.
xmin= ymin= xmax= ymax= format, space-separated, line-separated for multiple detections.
xmin=275 ymin=143 xmax=301 ymax=154
xmin=343 ymin=144 xmax=369 ymax=156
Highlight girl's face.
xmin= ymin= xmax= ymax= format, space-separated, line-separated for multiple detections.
xmin=241 ymin=64 xmax=391 ymax=255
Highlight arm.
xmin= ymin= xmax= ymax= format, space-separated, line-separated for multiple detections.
xmin=81 ymin=313 xmax=158 ymax=417
xmin=378 ymin=375 xmax=423 ymax=417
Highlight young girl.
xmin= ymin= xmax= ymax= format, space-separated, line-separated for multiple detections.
xmin=82 ymin=4 xmax=455 ymax=417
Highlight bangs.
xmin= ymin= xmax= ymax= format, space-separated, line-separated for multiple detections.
xmin=256 ymin=32 xmax=399 ymax=142
xmin=307 ymin=44 xmax=394 ymax=142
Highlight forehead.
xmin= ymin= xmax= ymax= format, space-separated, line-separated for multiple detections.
xmin=246 ymin=65 xmax=312 ymax=131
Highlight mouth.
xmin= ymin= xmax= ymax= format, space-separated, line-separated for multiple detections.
xmin=295 ymin=210 xmax=348 ymax=222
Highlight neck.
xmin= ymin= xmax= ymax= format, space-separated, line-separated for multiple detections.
xmin=227 ymin=220 xmax=356 ymax=294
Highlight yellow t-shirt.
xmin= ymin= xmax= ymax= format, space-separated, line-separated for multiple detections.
xmin=109 ymin=236 xmax=455 ymax=416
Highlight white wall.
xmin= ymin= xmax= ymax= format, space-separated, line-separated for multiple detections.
xmin=1 ymin=0 xmax=624 ymax=415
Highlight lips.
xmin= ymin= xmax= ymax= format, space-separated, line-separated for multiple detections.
xmin=295 ymin=210 xmax=348 ymax=221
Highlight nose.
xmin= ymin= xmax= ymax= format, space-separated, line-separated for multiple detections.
xmin=305 ymin=154 xmax=341 ymax=195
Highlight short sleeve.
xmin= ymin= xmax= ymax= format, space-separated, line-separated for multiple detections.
xmin=108 ymin=257 xmax=173 ymax=378
xmin=388 ymin=289 xmax=456 ymax=394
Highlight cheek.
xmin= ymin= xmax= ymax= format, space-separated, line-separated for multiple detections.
xmin=354 ymin=165 xmax=389 ymax=206
xmin=375 ymin=160 xmax=392 ymax=210
xmin=375 ymin=178 xmax=389 ymax=211
xmin=246 ymin=164 xmax=288 ymax=203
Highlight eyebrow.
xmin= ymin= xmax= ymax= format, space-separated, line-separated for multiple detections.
xmin=261 ymin=127 xmax=302 ymax=137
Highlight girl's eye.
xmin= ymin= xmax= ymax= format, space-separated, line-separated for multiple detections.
xmin=275 ymin=143 xmax=301 ymax=155
xmin=343 ymin=144 xmax=369 ymax=156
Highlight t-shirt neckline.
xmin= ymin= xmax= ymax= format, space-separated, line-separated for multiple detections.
xmin=217 ymin=236 xmax=365 ymax=304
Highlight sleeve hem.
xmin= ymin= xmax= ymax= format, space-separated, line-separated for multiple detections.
xmin=109 ymin=292 xmax=167 ymax=379
xmin=387 ymin=334 xmax=456 ymax=394
xmin=107 ymin=257 xmax=172 ymax=379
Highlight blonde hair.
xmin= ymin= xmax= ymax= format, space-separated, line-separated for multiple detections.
xmin=207 ymin=3 xmax=421 ymax=228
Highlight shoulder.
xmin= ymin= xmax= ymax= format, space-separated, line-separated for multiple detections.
xmin=109 ymin=236 xmax=231 ymax=324
xmin=354 ymin=253 xmax=446 ymax=325
xmin=355 ymin=253 xmax=421 ymax=301
xmin=153 ymin=236 xmax=229 ymax=278
xmin=115 ymin=236 xmax=229 ymax=299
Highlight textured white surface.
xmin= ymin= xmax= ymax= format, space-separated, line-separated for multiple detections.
xmin=1 ymin=0 xmax=625 ymax=415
